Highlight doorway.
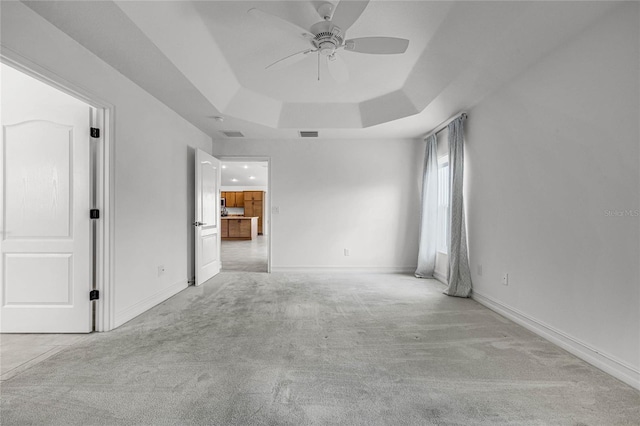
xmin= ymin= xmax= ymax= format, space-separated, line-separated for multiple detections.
xmin=0 ymin=58 xmax=112 ymax=332
xmin=220 ymin=159 xmax=269 ymax=272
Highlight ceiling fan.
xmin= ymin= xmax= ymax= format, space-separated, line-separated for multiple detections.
xmin=248 ymin=0 xmax=409 ymax=82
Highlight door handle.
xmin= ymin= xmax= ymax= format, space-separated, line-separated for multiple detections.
xmin=193 ymin=221 xmax=207 ymax=227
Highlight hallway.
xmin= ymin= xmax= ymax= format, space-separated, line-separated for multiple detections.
xmin=1 ymin=272 xmax=638 ymax=425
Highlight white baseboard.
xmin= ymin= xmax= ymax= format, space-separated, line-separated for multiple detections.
xmin=472 ymin=291 xmax=639 ymax=390
xmin=271 ymin=266 xmax=416 ymax=274
xmin=114 ymin=279 xmax=188 ymax=328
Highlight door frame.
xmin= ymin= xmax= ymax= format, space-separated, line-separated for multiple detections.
xmin=1 ymin=48 xmax=115 ymax=331
xmin=217 ymin=156 xmax=272 ymax=273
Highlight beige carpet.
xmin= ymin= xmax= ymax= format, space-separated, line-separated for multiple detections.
xmin=1 ymin=272 xmax=638 ymax=425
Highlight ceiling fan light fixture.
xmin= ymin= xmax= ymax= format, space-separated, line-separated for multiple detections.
xmin=314 ymin=32 xmax=344 ymax=56
xmin=317 ymin=2 xmax=334 ymax=21
xmin=253 ymin=0 xmax=409 ymax=82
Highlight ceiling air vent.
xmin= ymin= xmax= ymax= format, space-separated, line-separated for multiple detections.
xmin=221 ymin=131 xmax=244 ymax=138
xmin=299 ymin=131 xmax=319 ymax=138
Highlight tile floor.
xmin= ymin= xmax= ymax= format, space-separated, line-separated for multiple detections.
xmin=221 ymin=234 xmax=268 ymax=272
xmin=0 ymin=333 xmax=89 ymax=381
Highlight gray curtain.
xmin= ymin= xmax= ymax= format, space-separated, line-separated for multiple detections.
xmin=444 ymin=117 xmax=472 ymax=297
xmin=415 ymin=134 xmax=439 ymax=278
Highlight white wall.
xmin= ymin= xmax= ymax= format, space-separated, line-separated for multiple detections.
xmin=213 ymin=138 xmax=423 ymax=271
xmin=465 ymin=3 xmax=639 ymax=388
xmin=1 ymin=2 xmax=213 ymax=328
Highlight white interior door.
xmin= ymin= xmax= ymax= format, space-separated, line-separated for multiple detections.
xmin=195 ymin=149 xmax=221 ymax=285
xmin=0 ymin=64 xmax=92 ymax=332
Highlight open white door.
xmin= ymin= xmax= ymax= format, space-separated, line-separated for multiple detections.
xmin=194 ymin=149 xmax=221 ymax=285
xmin=0 ymin=64 xmax=92 ymax=332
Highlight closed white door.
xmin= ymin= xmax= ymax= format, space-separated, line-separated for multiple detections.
xmin=194 ymin=149 xmax=221 ymax=285
xmin=0 ymin=64 xmax=92 ymax=332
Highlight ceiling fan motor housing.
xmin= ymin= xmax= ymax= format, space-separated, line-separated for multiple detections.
xmin=310 ymin=21 xmax=344 ymax=56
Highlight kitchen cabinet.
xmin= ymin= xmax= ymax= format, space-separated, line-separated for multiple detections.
xmin=229 ymin=218 xmax=250 ymax=238
xmin=234 ymin=191 xmax=244 ymax=208
xmin=243 ymin=191 xmax=264 ymax=235
xmin=244 ymin=191 xmax=263 ymax=201
xmin=221 ymin=191 xmax=244 ymax=207
xmin=221 ymin=218 xmax=228 ymax=237
xmin=226 ymin=192 xmax=236 ymax=207
xmin=221 ymin=217 xmax=257 ymax=240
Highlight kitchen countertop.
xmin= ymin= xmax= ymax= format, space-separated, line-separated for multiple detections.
xmin=221 ymin=216 xmax=258 ymax=219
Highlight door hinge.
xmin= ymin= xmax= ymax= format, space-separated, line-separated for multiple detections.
xmin=90 ymin=290 xmax=99 ymax=301
xmin=90 ymin=209 xmax=100 ymax=219
xmin=90 ymin=127 xmax=100 ymax=138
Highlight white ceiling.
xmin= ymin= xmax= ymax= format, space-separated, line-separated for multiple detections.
xmin=221 ymin=161 xmax=268 ymax=187
xmin=195 ymin=1 xmax=436 ymax=104
xmin=23 ymin=1 xmax=615 ymax=139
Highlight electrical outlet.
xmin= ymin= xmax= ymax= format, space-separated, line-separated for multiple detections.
xmin=344 ymin=248 xmax=350 ymax=256
xmin=502 ymin=273 xmax=509 ymax=286
xmin=158 ymin=265 xmax=165 ymax=276
xmin=477 ymin=264 xmax=483 ymax=276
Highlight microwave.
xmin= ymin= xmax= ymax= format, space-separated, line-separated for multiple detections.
xmin=221 ymin=198 xmax=226 ymax=208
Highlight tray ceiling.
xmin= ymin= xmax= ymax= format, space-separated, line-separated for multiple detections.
xmin=23 ymin=1 xmax=615 ymax=139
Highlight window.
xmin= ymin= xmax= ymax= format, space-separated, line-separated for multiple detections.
xmin=436 ymin=158 xmax=449 ymax=254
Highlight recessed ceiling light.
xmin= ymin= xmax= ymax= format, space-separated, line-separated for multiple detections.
xmin=249 ymin=176 xmax=255 ymax=180
xmin=213 ymin=116 xmax=224 ymax=122
xmin=231 ymin=178 xmax=238 ymax=182
xmin=222 ymin=165 xmax=227 ymax=169
xmin=243 ymin=165 xmax=248 ymax=169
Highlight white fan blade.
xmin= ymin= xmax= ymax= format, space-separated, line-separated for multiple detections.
xmin=344 ymin=37 xmax=409 ymax=54
xmin=248 ymin=8 xmax=313 ymax=39
xmin=327 ymin=55 xmax=349 ymax=83
xmin=266 ymin=49 xmax=314 ymax=71
xmin=331 ymin=0 xmax=370 ymax=33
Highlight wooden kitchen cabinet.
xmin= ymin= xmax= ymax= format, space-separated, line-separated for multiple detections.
xmin=221 ymin=218 xmax=228 ymax=237
xmin=221 ymin=191 xmax=245 ymax=208
xmin=244 ymin=191 xmax=263 ymax=201
xmin=221 ymin=217 xmax=257 ymax=240
xmin=234 ymin=191 xmax=244 ymax=208
xmin=225 ymin=192 xmax=236 ymax=207
xmin=229 ymin=218 xmax=252 ymax=238
xmin=243 ymin=191 xmax=264 ymax=235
